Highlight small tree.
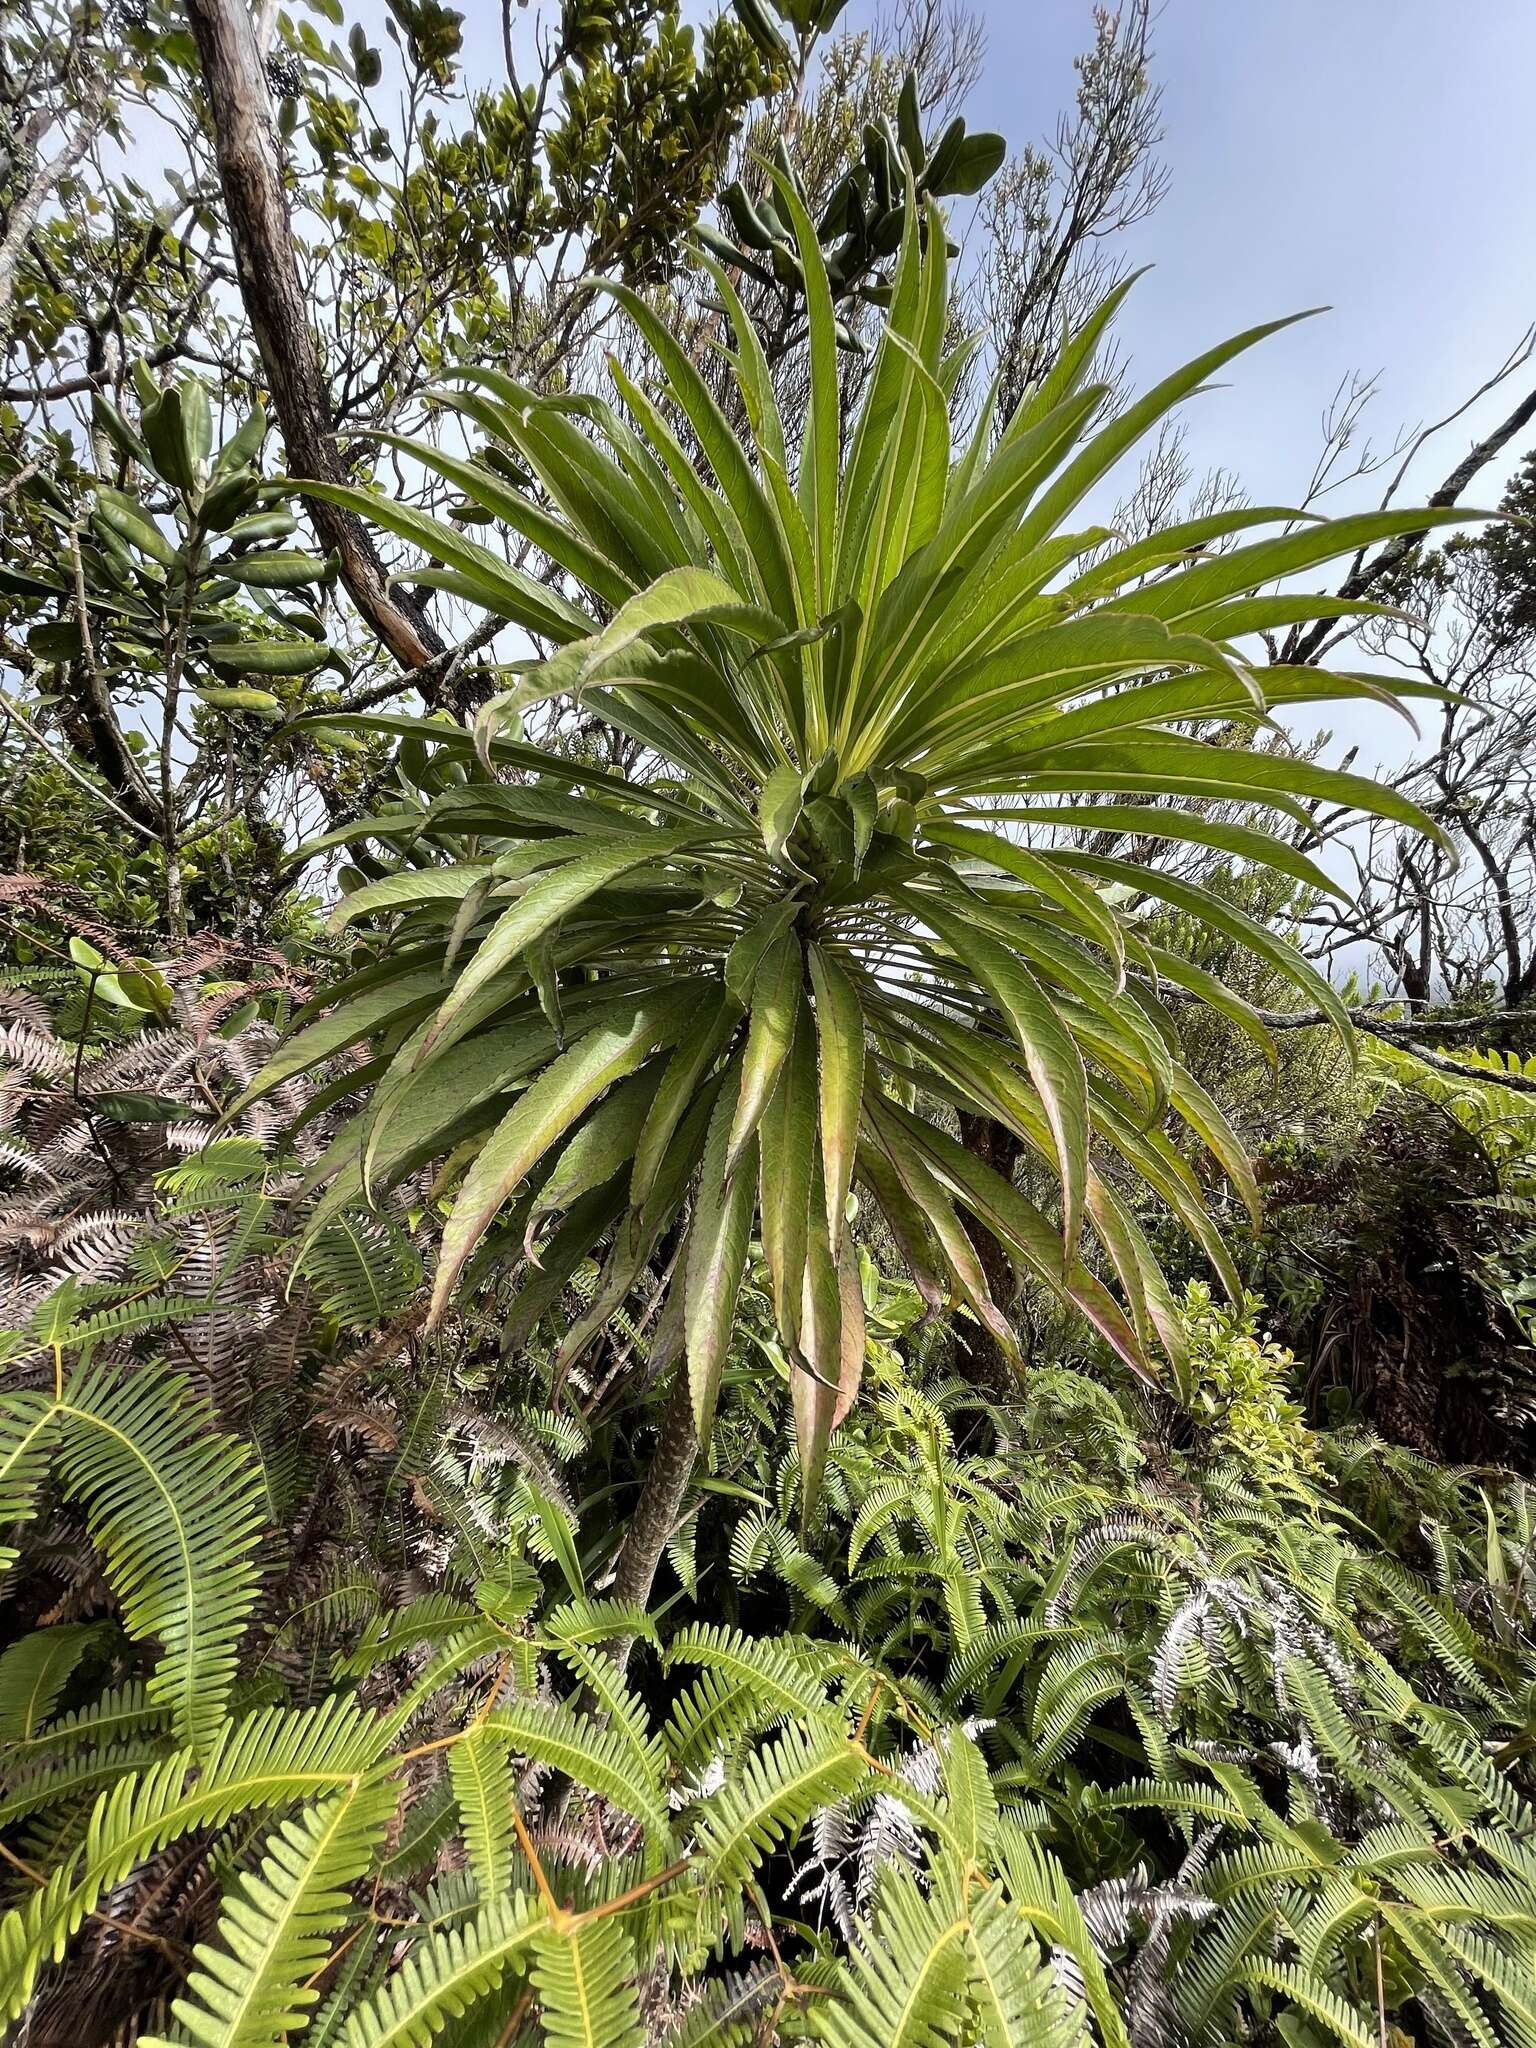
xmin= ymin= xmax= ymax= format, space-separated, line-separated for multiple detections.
xmin=2 ymin=368 xmax=344 ymax=937
xmin=246 ymin=189 xmax=1463 ymax=1609
xmin=1301 ymin=521 xmax=1536 ymax=1013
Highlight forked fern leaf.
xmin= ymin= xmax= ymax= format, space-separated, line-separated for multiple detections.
xmin=449 ymin=1723 xmax=516 ymax=1902
xmin=488 ymin=1699 xmax=669 ymax=1837
xmin=811 ymin=1860 xmax=971 ymax=2048
xmin=298 ymin=1208 xmax=422 ymax=1329
xmin=0 ymin=1623 xmax=110 ymax=1742
xmin=1241 ymin=1960 xmax=1376 ymax=2048
xmin=959 ymin=1873 xmax=1086 ymax=2048
xmin=663 ymin=1623 xmax=831 ymax=1748
xmin=0 ymin=1697 xmax=385 ymax=2022
xmin=0 ymin=1679 xmax=166 ymax=1759
xmin=692 ymin=1725 xmax=866 ymax=1905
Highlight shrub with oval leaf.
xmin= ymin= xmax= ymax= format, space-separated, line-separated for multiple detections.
xmin=256 ymin=172 xmax=1463 ymax=1492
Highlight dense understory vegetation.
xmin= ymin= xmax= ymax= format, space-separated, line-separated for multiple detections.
xmin=2 ymin=966 xmax=1534 ymax=2047
xmin=4 ymin=4 xmax=1536 ymax=2044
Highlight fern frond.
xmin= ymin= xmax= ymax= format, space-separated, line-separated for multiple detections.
xmin=1355 ymin=1554 xmax=1502 ymax=1704
xmin=1170 ymin=1891 xmax=1274 ymax=2043
xmin=1294 ymin=1872 xmax=1376 ymax=1972
xmin=995 ymin=1826 xmax=1129 ymax=2048
xmin=1378 ymin=1903 xmax=1500 ymax=2048
xmin=16 ymin=1291 xmax=221 ymax=1357
xmin=375 ymin=1622 xmax=511 ymax=1741
xmin=1282 ymin=1654 xmax=1362 ymax=1772
xmin=449 ymin=1724 xmax=516 ymax=1902
xmin=728 ymin=1510 xmax=849 ymax=1620
xmin=532 ymin=1914 xmax=645 ymax=2048
xmin=665 ymin=1515 xmax=699 ymax=1599
xmin=664 ymin=1667 xmax=786 ymax=1775
xmin=0 ymin=1696 xmax=385 ymax=2022
xmin=541 ymin=1597 xmax=657 ymax=1651
xmin=1 ymin=1679 xmax=166 ymax=1758
xmin=305 ymin=1929 xmax=395 ymax=2048
xmin=935 ymin=1729 xmax=1000 ymax=1867
xmin=660 ymin=1964 xmax=781 ymax=2046
xmin=142 ymin=1774 xmax=397 ymax=2048
xmin=1094 ymin=1777 xmax=1251 ymax=1827
xmin=0 ymin=1737 xmax=173 ymax=1827
xmin=1205 ymin=1836 xmax=1336 ymax=1903
xmin=812 ymin=1860 xmax=971 ymax=2048
xmin=1241 ymin=1960 xmax=1376 ymax=2048
xmin=337 ymin=1892 xmax=546 ymax=2048
xmin=943 ymin=1621 xmax=1070 ymax=1707
xmin=488 ymin=1700 xmax=668 ymax=1837
xmin=1043 ymin=1516 xmax=1167 ymax=1625
xmin=53 ymin=1362 xmax=265 ymax=1748
xmin=1412 ymin=1708 xmax=1529 ymax=1825
xmin=0 ymin=1364 xmax=265 ymax=1749
xmin=299 ymin=1209 xmax=422 ymax=1329
xmin=663 ymin=1623 xmax=830 ymax=1758
xmin=547 ymin=1641 xmax=666 ymax=1795
xmin=376 ymin=1780 xmax=460 ymax=1887
xmin=693 ymin=1725 xmax=866 ymax=1914
xmin=959 ymin=1872 xmax=1085 ymax=2048
xmin=1439 ymin=1927 xmax=1536 ymax=2048
xmin=1029 ymin=1640 xmax=1127 ymax=1771
xmin=0 ymin=1623 xmax=109 ymax=1741
xmin=0 ymin=1388 xmax=60 ymax=1571
xmin=332 ymin=1595 xmax=482 ymax=1681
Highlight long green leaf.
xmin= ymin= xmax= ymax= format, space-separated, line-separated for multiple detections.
xmin=685 ymin=1064 xmax=759 ymax=1442
xmin=429 ymin=989 xmax=696 ymax=1321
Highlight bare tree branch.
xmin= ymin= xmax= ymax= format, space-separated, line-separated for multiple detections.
xmin=0 ymin=74 xmax=105 ymax=349
xmin=1283 ymin=336 xmax=1536 ymax=666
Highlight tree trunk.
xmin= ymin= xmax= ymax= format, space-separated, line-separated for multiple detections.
xmin=183 ymin=0 xmax=447 ymax=676
xmin=534 ymin=1366 xmax=698 ymax=1823
xmin=59 ymin=668 xmax=160 ymax=837
xmin=955 ymin=1110 xmax=1026 ymax=1413
xmin=604 ymin=1368 xmax=698 ymax=1674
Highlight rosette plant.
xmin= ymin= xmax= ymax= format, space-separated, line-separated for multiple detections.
xmin=247 ymin=172 xmax=1455 ymax=1570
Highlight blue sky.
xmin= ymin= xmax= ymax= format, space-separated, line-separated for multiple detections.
xmin=425 ymin=0 xmax=1536 ymax=534
xmin=830 ymin=0 xmax=1536 ymax=778
xmin=872 ymin=0 xmax=1536 ymax=522
xmin=375 ymin=0 xmax=1536 ymax=774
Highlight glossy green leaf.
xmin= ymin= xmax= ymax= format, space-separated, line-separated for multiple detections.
xmin=758 ymin=1007 xmax=817 ymax=1347
xmin=807 ymin=944 xmax=865 ymax=1253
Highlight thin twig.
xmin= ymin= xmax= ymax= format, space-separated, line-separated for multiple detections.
xmin=0 ymin=694 xmax=160 ymax=842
